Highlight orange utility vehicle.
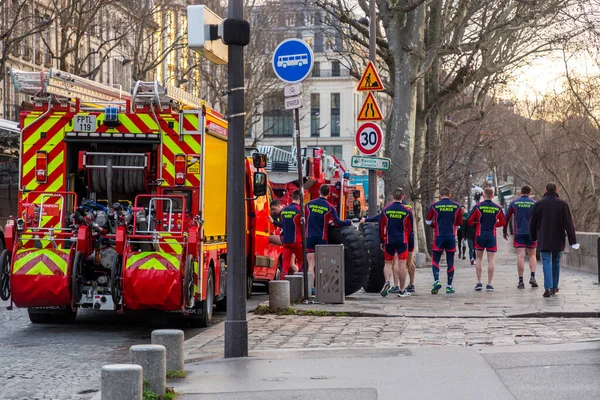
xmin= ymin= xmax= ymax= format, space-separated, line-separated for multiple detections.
xmin=0 ymin=69 xmax=278 ymax=326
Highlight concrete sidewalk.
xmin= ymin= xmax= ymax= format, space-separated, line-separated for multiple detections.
xmin=292 ymin=236 xmax=600 ymax=318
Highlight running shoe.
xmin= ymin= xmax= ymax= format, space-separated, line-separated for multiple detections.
xmin=446 ymin=286 xmax=455 ymax=294
xmin=380 ymin=281 xmax=391 ymax=297
xmin=517 ymin=281 xmax=525 ymax=289
xmin=486 ymin=284 xmax=494 ymax=292
xmin=470 ymin=259 xmax=475 ymax=265
xmin=398 ymin=290 xmax=412 ymax=297
xmin=552 ymin=288 xmax=559 ymax=294
xmin=474 ymin=282 xmax=483 ymax=291
xmin=543 ymin=289 xmax=552 ymax=298
xmin=431 ymin=281 xmax=442 ymax=294
xmin=529 ymin=277 xmax=538 ymax=288
xmin=462 ymin=255 xmax=466 ymax=260
xmin=389 ymin=286 xmax=401 ymax=294
xmin=406 ymin=284 xmax=415 ymax=293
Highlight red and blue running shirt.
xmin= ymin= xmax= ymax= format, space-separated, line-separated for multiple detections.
xmin=305 ymin=197 xmax=350 ymax=240
xmin=426 ymin=198 xmax=463 ymax=237
xmin=468 ymin=200 xmax=505 ymax=236
xmin=280 ymin=203 xmax=302 ymax=245
xmin=503 ymin=196 xmax=535 ymax=236
xmin=365 ymin=201 xmax=414 ymax=245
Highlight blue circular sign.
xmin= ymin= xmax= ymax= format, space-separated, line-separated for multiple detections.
xmin=272 ymin=39 xmax=314 ymax=84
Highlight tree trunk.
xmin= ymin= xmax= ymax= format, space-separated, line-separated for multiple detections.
xmin=413 ymin=77 xmax=428 ymax=256
xmin=384 ymin=4 xmax=425 ymax=194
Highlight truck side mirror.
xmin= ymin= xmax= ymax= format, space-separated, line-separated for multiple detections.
xmin=253 ymin=172 xmax=267 ymax=197
xmin=252 ymin=153 xmax=267 ymax=169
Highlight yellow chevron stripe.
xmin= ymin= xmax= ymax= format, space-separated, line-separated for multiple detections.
xmin=138 ymin=258 xmax=168 ymax=270
xmin=13 ymin=249 xmax=68 ymax=274
xmin=126 ymin=252 xmax=181 ymax=269
xmin=184 ymin=114 xmax=199 ymax=132
xmin=118 ymin=115 xmax=140 ymax=133
xmin=26 ymin=262 xmax=54 ymax=275
xmin=138 ymin=114 xmax=159 ymax=132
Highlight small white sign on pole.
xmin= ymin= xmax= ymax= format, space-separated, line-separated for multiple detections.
xmin=284 ymin=96 xmax=303 ymax=110
xmin=284 ymin=83 xmax=302 ymax=97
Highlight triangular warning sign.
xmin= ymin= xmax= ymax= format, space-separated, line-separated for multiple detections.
xmin=357 ymin=92 xmax=383 ymax=121
xmin=357 ymin=61 xmax=384 ymax=92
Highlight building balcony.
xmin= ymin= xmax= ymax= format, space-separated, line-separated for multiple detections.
xmin=311 ymin=69 xmax=350 ymax=78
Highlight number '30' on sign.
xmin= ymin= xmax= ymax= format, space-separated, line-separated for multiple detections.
xmin=355 ymin=122 xmax=383 ymax=156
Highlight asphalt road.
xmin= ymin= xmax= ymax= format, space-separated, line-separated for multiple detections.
xmin=0 ymin=288 xmax=268 ymax=400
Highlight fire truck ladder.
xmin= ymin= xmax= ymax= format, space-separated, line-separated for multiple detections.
xmin=9 ymin=68 xmax=132 ymax=103
xmin=131 ymin=81 xmax=203 ymax=112
xmin=257 ymin=145 xmax=299 ymax=171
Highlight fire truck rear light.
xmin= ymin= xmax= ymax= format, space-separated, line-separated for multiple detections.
xmin=78 ymin=132 xmax=88 ymax=137
xmin=148 ymin=134 xmax=159 ymax=139
xmin=89 ymin=133 xmax=100 ymax=137
xmin=125 ymin=134 xmax=135 ymax=138
xmin=101 ymin=133 xmax=111 ymax=137
xmin=66 ymin=132 xmax=76 ymax=137
xmin=113 ymin=133 xmax=123 ymax=137
xmin=36 ymin=151 xmax=48 ymax=183
xmin=174 ymin=154 xmax=186 ymax=186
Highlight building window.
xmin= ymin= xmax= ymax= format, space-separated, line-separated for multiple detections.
xmin=314 ymin=32 xmax=323 ymax=53
xmin=263 ymin=92 xmax=294 ymax=137
xmin=311 ymin=93 xmax=320 ymax=137
xmin=305 ymin=12 xmax=315 ymax=26
xmin=332 ymin=61 xmax=340 ymax=77
xmin=285 ymin=13 xmax=295 ymax=27
xmin=331 ymin=93 xmax=340 ymax=137
xmin=312 ymin=61 xmax=320 ymax=77
xmin=304 ymin=36 xmax=313 ymax=49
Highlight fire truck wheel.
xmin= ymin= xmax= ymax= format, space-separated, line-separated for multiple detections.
xmin=246 ymin=274 xmax=253 ymax=299
xmin=0 ymin=249 xmax=11 ymax=301
xmin=184 ymin=255 xmax=196 ymax=308
xmin=28 ymin=307 xmax=77 ymax=324
xmin=110 ymin=256 xmax=122 ymax=306
xmin=360 ymin=223 xmax=386 ymax=293
xmin=328 ymin=226 xmax=371 ymax=296
xmin=196 ymin=267 xmax=214 ymax=328
xmin=71 ymin=251 xmax=84 ymax=306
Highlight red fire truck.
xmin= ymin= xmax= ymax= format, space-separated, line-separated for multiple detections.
xmin=0 ymin=69 xmax=280 ymax=326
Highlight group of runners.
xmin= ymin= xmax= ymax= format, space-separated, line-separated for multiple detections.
xmin=360 ymin=185 xmax=539 ymax=297
xmin=270 ymin=182 xmax=543 ymax=298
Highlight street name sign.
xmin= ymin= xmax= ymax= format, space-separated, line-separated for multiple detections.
xmin=284 ymin=95 xmax=303 ymax=110
xmin=357 ymin=92 xmax=383 ymax=121
xmin=357 ymin=61 xmax=384 ymax=92
xmin=355 ymin=122 xmax=383 ymax=156
xmin=351 ymin=156 xmax=391 ymax=171
xmin=272 ymin=39 xmax=314 ymax=84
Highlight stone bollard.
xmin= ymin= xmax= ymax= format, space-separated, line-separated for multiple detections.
xmin=101 ymin=364 xmax=143 ymax=400
xmin=130 ymin=345 xmax=166 ymax=396
xmin=294 ymin=271 xmax=314 ymax=296
xmin=151 ymin=329 xmax=184 ymax=374
xmin=269 ymin=280 xmax=290 ymax=310
xmin=416 ymin=253 xmax=426 ymax=269
xmin=285 ymin=275 xmax=303 ymax=303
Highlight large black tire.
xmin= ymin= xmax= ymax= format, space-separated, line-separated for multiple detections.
xmin=328 ymin=225 xmax=371 ymax=296
xmin=0 ymin=249 xmax=11 ymax=301
xmin=361 ymin=223 xmax=386 ymax=293
xmin=71 ymin=251 xmax=84 ymax=306
xmin=28 ymin=307 xmax=77 ymax=324
xmin=197 ymin=267 xmax=214 ymax=328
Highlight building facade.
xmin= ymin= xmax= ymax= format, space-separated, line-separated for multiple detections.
xmin=246 ymin=1 xmax=361 ymax=170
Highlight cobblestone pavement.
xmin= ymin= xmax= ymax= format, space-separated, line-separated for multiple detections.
xmin=185 ymin=314 xmax=600 ymax=361
xmin=0 ymin=294 xmax=266 ymax=400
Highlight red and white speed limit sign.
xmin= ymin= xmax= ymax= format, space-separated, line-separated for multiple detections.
xmin=355 ymin=122 xmax=383 ymax=155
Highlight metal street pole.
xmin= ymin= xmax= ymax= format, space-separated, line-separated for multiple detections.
xmin=367 ymin=0 xmax=378 ymax=217
xmin=225 ymin=0 xmax=248 ymax=358
xmin=294 ymin=108 xmax=309 ymax=301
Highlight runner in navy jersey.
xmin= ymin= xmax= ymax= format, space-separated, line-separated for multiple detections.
xmin=503 ymin=185 xmax=538 ymax=289
xmin=468 ymin=187 xmax=505 ymax=291
xmin=426 ymin=187 xmax=463 ymax=294
xmin=361 ymin=188 xmax=414 ymax=297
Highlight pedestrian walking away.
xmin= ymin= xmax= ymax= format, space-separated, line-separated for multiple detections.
xmin=425 ymin=187 xmax=463 ymax=294
xmin=503 ymin=185 xmax=538 ymax=289
xmin=463 ymin=207 xmax=477 ymax=265
xmin=468 ymin=187 xmax=505 ymax=292
xmin=305 ymin=184 xmax=351 ymax=293
xmin=456 ymin=206 xmax=468 ymax=260
xmin=403 ymin=198 xmax=417 ymax=293
xmin=361 ymin=188 xmax=414 ymax=297
xmin=279 ymin=190 xmax=304 ymax=278
xmin=529 ymin=182 xmax=579 ymax=298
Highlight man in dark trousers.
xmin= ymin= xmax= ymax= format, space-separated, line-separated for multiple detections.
xmin=468 ymin=187 xmax=505 ymax=292
xmin=456 ymin=205 xmax=468 ymax=259
xmin=503 ymin=185 xmax=538 ymax=289
xmin=425 ymin=187 xmax=463 ymax=294
xmin=305 ymin=184 xmax=351 ymax=291
xmin=529 ymin=183 xmax=579 ymax=298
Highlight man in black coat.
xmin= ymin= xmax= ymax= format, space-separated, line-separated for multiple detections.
xmin=529 ymin=183 xmax=579 ymax=297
